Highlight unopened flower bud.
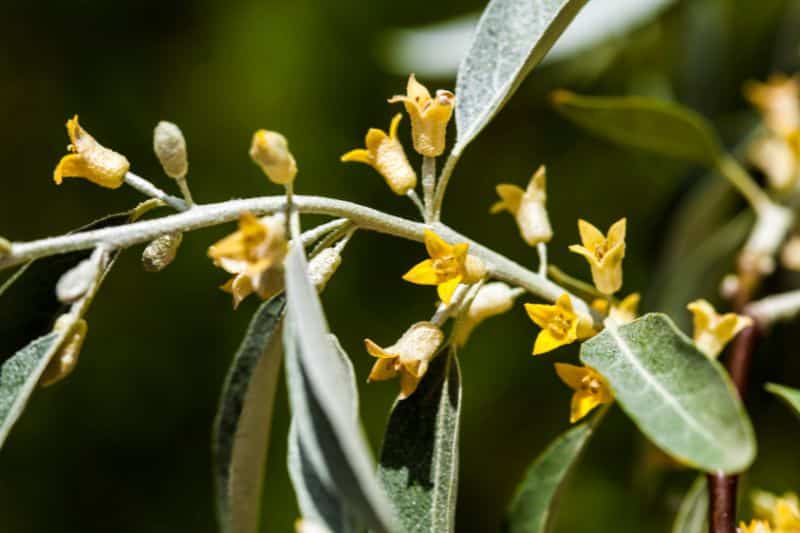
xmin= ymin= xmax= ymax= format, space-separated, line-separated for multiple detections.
xmin=142 ymin=232 xmax=183 ymax=272
xmin=40 ymin=316 xmax=87 ymax=387
xmin=0 ymin=237 xmax=10 ymax=258
xmin=250 ymin=130 xmax=298 ymax=185
xmin=491 ymin=166 xmax=553 ymax=246
xmin=454 ymin=282 xmax=519 ymax=346
xmin=153 ymin=121 xmax=188 ymax=179
xmin=308 ymin=247 xmax=342 ymax=292
xmin=781 ymin=236 xmax=800 ymax=271
xmin=56 ymin=258 xmax=100 ymax=304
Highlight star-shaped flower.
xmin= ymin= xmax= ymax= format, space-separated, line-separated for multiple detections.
xmin=687 ymin=299 xmax=753 ymax=358
xmin=569 ymin=218 xmax=627 ymax=295
xmin=554 ymin=363 xmax=613 ymax=423
xmin=524 ymin=294 xmax=594 ymax=355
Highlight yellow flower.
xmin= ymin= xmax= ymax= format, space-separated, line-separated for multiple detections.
xmin=249 ymin=129 xmax=298 ymax=185
xmin=490 ymin=165 xmax=553 ymax=246
xmin=687 ymin=299 xmax=753 ymax=359
xmin=403 ymin=230 xmax=484 ymax=303
xmin=388 ymin=74 xmax=455 ymax=157
xmin=364 ymin=322 xmax=444 ymax=399
xmin=745 ymin=74 xmax=800 ymax=138
xmin=53 ymin=115 xmax=130 ymax=189
xmin=753 ymin=491 xmax=800 ymax=532
xmin=591 ymin=293 xmax=640 ymax=325
xmin=569 ymin=218 xmax=627 ymax=295
xmin=739 ymin=521 xmax=773 ymax=533
xmin=554 ymin=363 xmax=613 ymax=423
xmin=524 ymin=294 xmax=594 ymax=355
xmin=207 ymin=212 xmax=288 ymax=308
xmin=341 ymin=114 xmax=417 ymax=195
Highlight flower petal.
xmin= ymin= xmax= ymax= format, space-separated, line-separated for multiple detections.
xmin=398 ymin=369 xmax=422 ymax=399
xmin=340 ymin=148 xmax=372 ymax=164
xmin=533 ymin=329 xmax=571 ymax=355
xmin=364 ymin=339 xmax=396 ymax=359
xmin=570 ymin=390 xmax=601 ymax=423
xmin=365 ymin=128 xmax=388 ymax=153
xmin=524 ymin=302 xmax=555 ymax=329
xmin=568 ymin=244 xmax=601 ymax=267
xmin=388 ymin=113 xmax=403 ymax=139
xmin=577 ymin=219 xmax=606 ymax=251
xmin=368 ymin=357 xmax=398 ymax=382
xmin=492 ymin=184 xmax=524 ymax=214
xmin=53 ymin=154 xmax=91 ymax=185
xmin=606 ymin=218 xmax=627 ymax=247
xmin=403 ymin=259 xmax=439 ymax=285
xmin=554 ymin=362 xmax=586 ymax=391
xmin=437 ymin=276 xmax=461 ymax=304
xmin=423 ymin=229 xmax=452 ymax=259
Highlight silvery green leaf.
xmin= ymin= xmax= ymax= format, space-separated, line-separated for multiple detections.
xmin=580 ymin=314 xmax=755 ymax=473
xmin=382 ymin=0 xmax=674 ymax=77
xmin=551 ymin=91 xmax=722 ymax=165
xmin=671 ymin=476 xmax=708 ymax=533
xmin=213 ymin=293 xmax=287 ymax=533
xmin=454 ymin=0 xmax=589 ymax=153
xmin=378 ymin=347 xmax=462 ymax=533
xmin=766 ymin=383 xmax=800 ymax=419
xmin=0 ymin=333 xmax=62 ymax=446
xmin=283 ymin=244 xmax=397 ymax=532
xmin=506 ymin=412 xmax=602 ymax=533
xmin=288 ymin=335 xmax=359 ymax=533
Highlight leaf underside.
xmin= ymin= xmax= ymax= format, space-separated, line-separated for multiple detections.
xmin=378 ymin=347 xmax=462 ymax=533
xmin=213 ymin=293 xmax=287 ymax=533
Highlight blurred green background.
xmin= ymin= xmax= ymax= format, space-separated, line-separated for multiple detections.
xmin=2 ymin=0 xmax=800 ymax=531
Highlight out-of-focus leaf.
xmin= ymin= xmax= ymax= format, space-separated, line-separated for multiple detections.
xmin=0 ymin=333 xmax=61 ymax=446
xmin=766 ymin=383 xmax=800 ymax=419
xmin=378 ymin=347 xmax=462 ymax=533
xmin=0 ymin=211 xmax=135 ymax=359
xmin=213 ymin=293 xmax=287 ymax=533
xmin=671 ymin=476 xmax=708 ymax=533
xmin=454 ymin=0 xmax=589 ymax=153
xmin=551 ymin=91 xmax=722 ymax=165
xmin=380 ymin=0 xmax=675 ymax=78
xmin=506 ymin=411 xmax=603 ymax=533
xmin=580 ymin=314 xmax=755 ymax=473
xmin=283 ymin=244 xmax=397 ymax=532
xmin=288 ymin=335 xmax=358 ymax=533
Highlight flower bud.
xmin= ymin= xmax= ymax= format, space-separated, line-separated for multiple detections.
xmin=491 ymin=166 xmax=553 ymax=246
xmin=454 ymin=282 xmax=519 ymax=346
xmin=308 ymin=247 xmax=342 ymax=292
xmin=153 ymin=121 xmax=188 ymax=179
xmin=250 ymin=130 xmax=298 ymax=185
xmin=40 ymin=316 xmax=87 ymax=387
xmin=142 ymin=232 xmax=183 ymax=272
xmin=56 ymin=258 xmax=100 ymax=304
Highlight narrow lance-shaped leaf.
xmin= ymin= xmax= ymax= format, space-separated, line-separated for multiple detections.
xmin=454 ymin=0 xmax=589 ymax=153
xmin=505 ymin=409 xmax=604 ymax=533
xmin=551 ymin=91 xmax=722 ymax=166
xmin=378 ymin=346 xmax=462 ymax=533
xmin=213 ymin=293 xmax=287 ymax=533
xmin=288 ymin=335 xmax=359 ymax=533
xmin=283 ymin=244 xmax=398 ymax=532
xmin=766 ymin=383 xmax=800 ymax=419
xmin=580 ymin=313 xmax=755 ymax=473
xmin=671 ymin=476 xmax=708 ymax=533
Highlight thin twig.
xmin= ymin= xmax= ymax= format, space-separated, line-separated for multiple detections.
xmin=421 ymin=156 xmax=436 ymax=222
xmin=431 ymin=151 xmax=461 ymax=222
xmin=124 ymin=172 xmax=188 ymax=211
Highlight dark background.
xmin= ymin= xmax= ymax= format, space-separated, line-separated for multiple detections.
xmin=1 ymin=0 xmax=800 ymax=531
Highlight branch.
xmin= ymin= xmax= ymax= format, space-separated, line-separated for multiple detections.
xmin=0 ymin=194 xmax=594 ymax=319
